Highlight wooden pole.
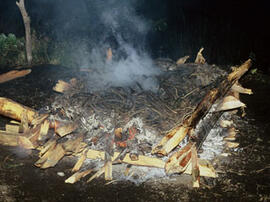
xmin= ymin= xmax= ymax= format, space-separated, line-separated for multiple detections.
xmin=16 ymin=0 xmax=32 ymax=65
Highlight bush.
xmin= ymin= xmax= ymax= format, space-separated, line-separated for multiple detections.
xmin=0 ymin=33 xmax=25 ymax=66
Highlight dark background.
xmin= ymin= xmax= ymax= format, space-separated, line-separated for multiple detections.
xmin=0 ymin=0 xmax=269 ymax=73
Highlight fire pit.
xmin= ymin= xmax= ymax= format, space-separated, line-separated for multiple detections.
xmin=0 ymin=52 xmax=252 ymax=187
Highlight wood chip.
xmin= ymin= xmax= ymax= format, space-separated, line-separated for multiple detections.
xmin=53 ymin=80 xmax=72 ymax=93
xmin=226 ymin=142 xmax=239 ymax=148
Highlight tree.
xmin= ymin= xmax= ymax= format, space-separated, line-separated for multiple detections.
xmin=16 ymin=0 xmax=32 ymax=65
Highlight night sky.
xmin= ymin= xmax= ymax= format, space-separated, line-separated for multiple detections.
xmin=0 ymin=0 xmax=269 ymax=73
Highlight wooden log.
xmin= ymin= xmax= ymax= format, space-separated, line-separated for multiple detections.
xmin=86 ymin=149 xmax=165 ymax=168
xmin=0 ymin=97 xmax=38 ymax=123
xmin=0 ymin=69 xmax=31 ymax=84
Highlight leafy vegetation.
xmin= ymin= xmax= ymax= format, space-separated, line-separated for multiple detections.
xmin=0 ymin=33 xmax=25 ymax=66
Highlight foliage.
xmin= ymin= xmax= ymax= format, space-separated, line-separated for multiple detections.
xmin=0 ymin=33 xmax=25 ymax=66
xmin=0 ymin=31 xmax=52 ymax=67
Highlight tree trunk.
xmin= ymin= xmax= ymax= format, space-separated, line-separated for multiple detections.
xmin=16 ymin=0 xmax=32 ymax=65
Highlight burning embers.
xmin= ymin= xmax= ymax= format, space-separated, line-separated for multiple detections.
xmin=0 ymin=52 xmax=253 ymax=187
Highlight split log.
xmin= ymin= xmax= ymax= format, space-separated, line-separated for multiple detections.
xmin=55 ymin=122 xmax=77 ymax=137
xmin=216 ymin=95 xmax=246 ymax=111
xmin=86 ymin=149 xmax=165 ymax=168
xmin=195 ymin=48 xmax=206 ymax=64
xmin=184 ymin=159 xmax=216 ymax=178
xmin=152 ymin=59 xmax=252 ymax=155
xmin=87 ymin=167 xmax=105 ymax=183
xmin=38 ymin=139 xmax=57 ymax=157
xmin=5 ymin=124 xmax=20 ymax=133
xmin=152 ymin=126 xmax=189 ymax=155
xmin=0 ymin=97 xmax=38 ymax=123
xmin=231 ymin=82 xmax=253 ymax=95
xmin=53 ymin=80 xmax=72 ymax=93
xmin=72 ymin=149 xmax=87 ymax=172
xmin=16 ymin=0 xmax=32 ymax=64
xmin=165 ymin=142 xmax=193 ymax=174
xmin=176 ymin=56 xmax=190 ymax=65
xmin=0 ymin=69 xmax=31 ymax=84
xmin=35 ymin=143 xmax=65 ymax=168
xmin=104 ymin=133 xmax=114 ymax=180
xmin=65 ymin=169 xmax=92 ymax=184
xmin=0 ymin=132 xmax=34 ymax=149
xmin=191 ymin=145 xmax=200 ymax=187
xmin=53 ymin=78 xmax=77 ymax=93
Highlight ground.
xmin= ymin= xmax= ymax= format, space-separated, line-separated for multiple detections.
xmin=0 ymin=65 xmax=269 ymax=201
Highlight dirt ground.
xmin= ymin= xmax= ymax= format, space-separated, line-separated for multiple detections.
xmin=0 ymin=65 xmax=269 ymax=202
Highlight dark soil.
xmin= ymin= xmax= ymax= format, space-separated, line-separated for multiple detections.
xmin=0 ymin=65 xmax=269 ymax=202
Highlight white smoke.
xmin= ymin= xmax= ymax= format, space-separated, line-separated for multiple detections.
xmin=80 ymin=0 xmax=161 ymax=91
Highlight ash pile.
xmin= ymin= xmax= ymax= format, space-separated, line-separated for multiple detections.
xmin=51 ymin=60 xmax=226 ymax=157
